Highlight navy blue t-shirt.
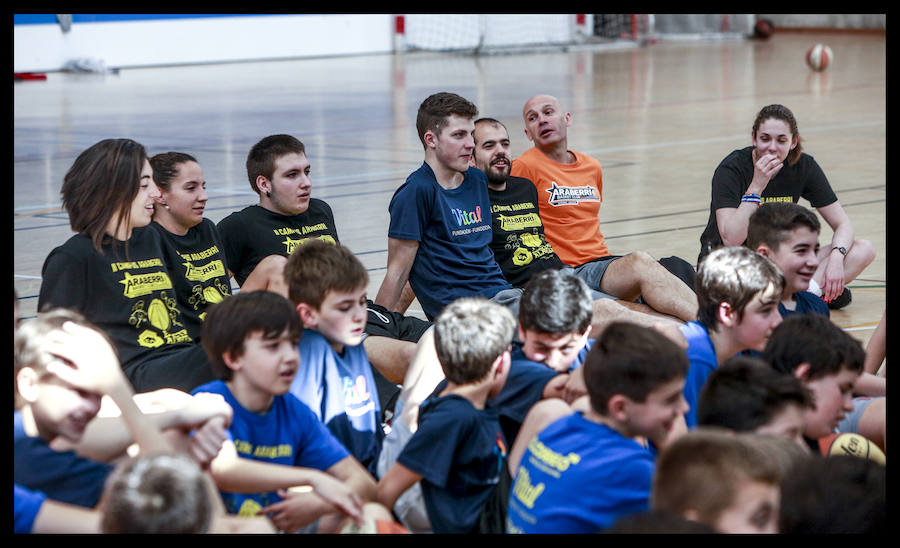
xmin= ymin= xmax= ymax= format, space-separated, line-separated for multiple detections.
xmin=397 ymin=391 xmax=507 ymax=533
xmin=779 ymin=291 xmax=830 ymax=319
xmin=13 ymin=411 xmax=113 ymax=508
xmin=387 ymin=163 xmax=512 ymax=320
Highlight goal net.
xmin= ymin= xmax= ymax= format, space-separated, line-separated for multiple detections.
xmin=398 ymin=14 xmax=654 ymax=53
xmin=397 ymin=14 xmax=756 ymax=53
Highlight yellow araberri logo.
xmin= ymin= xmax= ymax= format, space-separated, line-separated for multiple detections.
xmin=183 ymin=259 xmax=227 ymax=282
xmin=119 ymin=270 xmax=173 ymax=298
xmin=497 ymin=212 xmax=542 ymax=232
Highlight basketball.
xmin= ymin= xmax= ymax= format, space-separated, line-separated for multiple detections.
xmin=819 ymin=432 xmax=885 ymax=465
xmin=753 ymin=19 xmax=774 ymax=40
xmin=806 ymin=43 xmax=833 ymax=71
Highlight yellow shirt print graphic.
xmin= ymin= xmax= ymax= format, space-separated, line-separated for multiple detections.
xmin=119 ymin=270 xmax=173 ymax=298
xmin=497 ymin=212 xmax=542 ymax=232
xmin=282 ymin=234 xmax=336 ymax=255
xmin=182 ymin=258 xmax=227 ymax=282
xmin=127 ymin=289 xmax=192 ymax=348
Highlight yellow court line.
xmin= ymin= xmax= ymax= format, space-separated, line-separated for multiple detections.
xmin=843 ymin=321 xmax=881 ymax=332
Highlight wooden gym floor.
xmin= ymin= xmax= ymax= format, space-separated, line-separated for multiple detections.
xmin=13 ymin=30 xmax=886 ymax=347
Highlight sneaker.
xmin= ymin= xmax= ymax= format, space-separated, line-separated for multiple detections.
xmin=827 ymin=287 xmax=852 ymax=310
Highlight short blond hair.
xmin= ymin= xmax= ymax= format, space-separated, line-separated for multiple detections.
xmin=433 ymin=297 xmax=515 ymax=384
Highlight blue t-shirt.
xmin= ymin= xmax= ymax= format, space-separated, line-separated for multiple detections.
xmin=14 ymin=484 xmax=47 ymax=534
xmin=397 ymin=391 xmax=507 ymax=534
xmin=290 ymin=329 xmax=383 ymax=477
xmin=506 ymin=412 xmax=655 ymax=533
xmin=191 ymin=380 xmax=349 ymax=516
xmin=387 ymin=162 xmax=512 ymax=320
xmin=13 ymin=411 xmax=113 ymax=508
xmin=680 ymin=321 xmax=718 ymax=429
xmin=779 ymin=291 xmax=830 ymax=319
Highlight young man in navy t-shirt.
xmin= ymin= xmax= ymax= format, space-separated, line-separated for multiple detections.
xmin=374 ymin=92 xmax=518 ymax=322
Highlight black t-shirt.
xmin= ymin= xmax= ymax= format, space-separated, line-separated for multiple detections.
xmin=698 ymin=147 xmax=838 ymax=262
xmin=487 ymin=176 xmax=565 ymax=288
xmin=216 ymin=201 xmax=339 ymax=286
xmin=149 ymin=219 xmax=233 ymax=342
xmin=38 ymin=227 xmax=196 ymax=369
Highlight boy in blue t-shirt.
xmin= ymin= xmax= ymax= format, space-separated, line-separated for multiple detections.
xmin=681 ymin=246 xmax=785 ymax=428
xmin=377 ymin=297 xmax=517 ymax=534
xmin=194 ymin=290 xmax=390 ymax=533
xmin=283 ymin=238 xmax=385 ymax=477
xmin=506 ymin=322 xmax=690 ymax=533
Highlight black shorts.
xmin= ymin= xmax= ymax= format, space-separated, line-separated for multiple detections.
xmin=124 ymin=343 xmax=215 ymax=394
xmin=365 ymin=299 xmax=432 ymax=343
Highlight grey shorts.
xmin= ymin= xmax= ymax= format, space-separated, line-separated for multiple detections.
xmin=836 ymin=396 xmax=880 ymax=434
xmin=571 ymin=257 xmax=619 ymax=300
xmin=490 ymin=287 xmax=525 ymax=321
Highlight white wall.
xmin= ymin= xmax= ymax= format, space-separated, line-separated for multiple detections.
xmin=14 ymin=14 xmax=396 ymax=73
xmin=17 ymin=14 xmax=884 ymax=74
xmin=760 ymin=14 xmax=886 ymax=29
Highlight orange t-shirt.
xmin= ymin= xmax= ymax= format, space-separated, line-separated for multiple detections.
xmin=510 ymin=147 xmax=609 ymax=266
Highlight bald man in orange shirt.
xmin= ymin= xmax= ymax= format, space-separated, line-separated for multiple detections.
xmin=511 ymin=94 xmax=698 ymax=323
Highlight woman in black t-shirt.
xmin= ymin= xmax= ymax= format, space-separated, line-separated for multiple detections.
xmin=39 ymin=139 xmax=214 ymax=393
xmin=148 ymin=152 xmax=233 ymax=342
xmin=698 ymin=104 xmax=875 ymax=309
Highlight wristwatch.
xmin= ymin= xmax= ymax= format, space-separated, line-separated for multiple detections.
xmin=832 ymin=246 xmax=848 ymax=256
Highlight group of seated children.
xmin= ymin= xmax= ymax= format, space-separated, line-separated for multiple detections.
xmin=19 ymin=234 xmax=885 ymax=534
xmin=17 ymin=90 xmax=884 ymax=534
